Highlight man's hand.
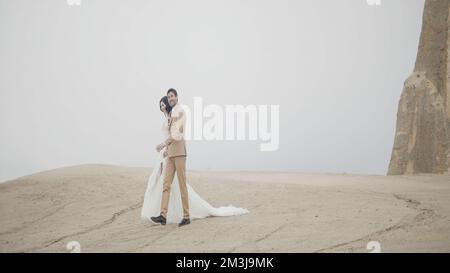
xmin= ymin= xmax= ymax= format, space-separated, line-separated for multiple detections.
xmin=156 ymin=143 xmax=166 ymax=152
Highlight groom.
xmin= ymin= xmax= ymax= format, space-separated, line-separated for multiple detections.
xmin=151 ymin=88 xmax=190 ymax=227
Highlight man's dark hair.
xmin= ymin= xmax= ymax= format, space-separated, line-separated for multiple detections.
xmin=167 ymin=88 xmax=178 ymax=97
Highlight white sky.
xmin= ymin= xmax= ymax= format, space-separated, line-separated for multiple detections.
xmin=0 ymin=0 xmax=425 ymax=182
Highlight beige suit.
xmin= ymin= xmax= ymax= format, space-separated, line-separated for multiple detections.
xmin=160 ymin=104 xmax=189 ymax=219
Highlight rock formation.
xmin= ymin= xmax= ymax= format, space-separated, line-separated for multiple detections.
xmin=388 ymin=0 xmax=450 ymax=175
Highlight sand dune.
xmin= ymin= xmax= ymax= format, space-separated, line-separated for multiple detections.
xmin=0 ymin=164 xmax=449 ymax=253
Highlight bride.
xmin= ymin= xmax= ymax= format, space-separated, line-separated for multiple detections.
xmin=141 ymin=96 xmax=249 ymax=225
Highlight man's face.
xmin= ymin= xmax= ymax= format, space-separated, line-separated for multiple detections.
xmin=167 ymin=92 xmax=178 ymax=107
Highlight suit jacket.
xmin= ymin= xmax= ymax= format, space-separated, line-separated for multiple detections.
xmin=165 ymin=104 xmax=187 ymax=157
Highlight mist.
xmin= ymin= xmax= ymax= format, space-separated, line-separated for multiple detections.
xmin=0 ymin=0 xmax=425 ymax=182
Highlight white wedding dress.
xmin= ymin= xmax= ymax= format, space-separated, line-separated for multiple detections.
xmin=141 ymin=117 xmax=249 ymax=224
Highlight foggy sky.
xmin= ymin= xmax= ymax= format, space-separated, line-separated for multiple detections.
xmin=0 ymin=0 xmax=425 ymax=182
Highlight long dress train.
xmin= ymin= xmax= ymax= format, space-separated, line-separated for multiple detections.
xmin=141 ymin=119 xmax=249 ymax=224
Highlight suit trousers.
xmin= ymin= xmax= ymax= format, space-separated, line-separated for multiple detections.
xmin=160 ymin=156 xmax=190 ymax=219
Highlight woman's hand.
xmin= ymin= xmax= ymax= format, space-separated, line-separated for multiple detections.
xmin=156 ymin=143 xmax=166 ymax=152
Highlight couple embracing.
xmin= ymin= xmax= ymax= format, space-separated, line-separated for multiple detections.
xmin=141 ymin=88 xmax=249 ymax=227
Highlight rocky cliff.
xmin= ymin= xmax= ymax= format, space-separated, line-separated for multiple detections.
xmin=388 ymin=0 xmax=450 ymax=175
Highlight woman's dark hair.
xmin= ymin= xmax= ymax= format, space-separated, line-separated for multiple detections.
xmin=159 ymin=96 xmax=172 ymax=113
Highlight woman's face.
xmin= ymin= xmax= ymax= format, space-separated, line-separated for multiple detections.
xmin=160 ymin=101 xmax=166 ymax=112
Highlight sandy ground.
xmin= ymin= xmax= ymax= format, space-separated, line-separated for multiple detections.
xmin=0 ymin=164 xmax=449 ymax=253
